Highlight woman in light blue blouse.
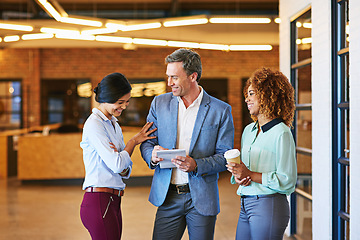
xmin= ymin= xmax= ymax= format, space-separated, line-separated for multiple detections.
xmin=227 ymin=68 xmax=297 ymax=240
xmin=80 ymin=72 xmax=156 ymax=240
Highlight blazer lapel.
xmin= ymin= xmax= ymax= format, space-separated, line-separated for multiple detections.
xmin=169 ymin=95 xmax=179 ymax=149
xmin=189 ymin=91 xmax=210 ymax=155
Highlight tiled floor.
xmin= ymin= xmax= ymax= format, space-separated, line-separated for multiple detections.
xmin=0 ymin=172 xmax=294 ymax=240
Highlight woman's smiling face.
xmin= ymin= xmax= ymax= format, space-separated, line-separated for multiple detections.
xmin=245 ymin=85 xmax=260 ymax=117
xmin=102 ymin=92 xmax=131 ymax=119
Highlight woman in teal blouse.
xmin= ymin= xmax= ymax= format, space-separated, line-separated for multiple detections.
xmin=227 ymin=67 xmax=297 ymax=240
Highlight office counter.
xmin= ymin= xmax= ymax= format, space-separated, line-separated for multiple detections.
xmin=17 ymin=129 xmax=153 ymax=180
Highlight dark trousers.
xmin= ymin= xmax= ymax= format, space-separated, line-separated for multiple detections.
xmin=236 ymin=193 xmax=290 ymax=240
xmin=80 ymin=192 xmax=122 ymax=240
xmin=153 ymin=190 xmax=216 ymax=240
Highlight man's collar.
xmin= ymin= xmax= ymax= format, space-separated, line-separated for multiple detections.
xmin=177 ymin=86 xmax=203 ymax=106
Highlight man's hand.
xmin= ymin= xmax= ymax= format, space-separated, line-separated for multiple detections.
xmin=171 ymin=155 xmax=197 ymax=172
xmin=151 ymin=145 xmax=167 ymax=164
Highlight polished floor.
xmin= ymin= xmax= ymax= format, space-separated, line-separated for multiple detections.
xmin=0 ymin=172 xmax=295 ymax=240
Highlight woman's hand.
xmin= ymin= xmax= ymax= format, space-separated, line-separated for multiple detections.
xmin=109 ymin=142 xmax=118 ymax=152
xmin=131 ymin=122 xmax=157 ymax=145
xmin=226 ymin=161 xmax=251 ymax=180
xmin=227 ymin=162 xmax=263 ymax=184
xmin=124 ymin=122 xmax=157 ymax=157
xmin=234 ymin=176 xmax=252 ymax=186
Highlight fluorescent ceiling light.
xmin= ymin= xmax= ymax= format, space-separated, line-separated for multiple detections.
xmin=133 ymin=38 xmax=167 ymax=46
xmin=105 ymin=22 xmax=126 ymax=31
xmin=199 ymin=43 xmax=229 ymax=51
xmin=37 ymin=0 xmax=62 ymax=21
xmin=167 ymin=41 xmax=200 ymax=49
xmin=274 ymin=18 xmax=281 ymax=24
xmin=296 ymin=22 xmax=302 ymax=28
xmin=82 ymin=28 xmax=118 ymax=35
xmin=122 ymin=22 xmax=161 ymax=31
xmin=40 ymin=27 xmax=80 ymax=35
xmin=229 ymin=45 xmax=273 ymax=51
xmin=302 ymin=23 xmax=312 ymax=28
xmin=209 ymin=17 xmax=271 ymax=24
xmin=0 ymin=22 xmax=33 ymax=31
xmin=95 ymin=36 xmax=132 ymax=43
xmin=55 ymin=34 xmax=95 ymax=41
xmin=22 ymin=33 xmax=53 ymax=40
xmin=4 ymin=35 xmax=20 ymax=42
xmin=0 ymin=37 xmax=2 ymax=42
xmin=301 ymin=37 xmax=312 ymax=44
xmin=59 ymin=17 xmax=103 ymax=27
xmin=163 ymin=18 xmax=208 ymax=27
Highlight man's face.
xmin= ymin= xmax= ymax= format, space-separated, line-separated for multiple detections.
xmin=166 ymin=62 xmax=193 ymax=97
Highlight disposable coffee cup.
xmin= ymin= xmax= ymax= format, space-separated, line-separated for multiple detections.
xmin=224 ymin=149 xmax=240 ymax=164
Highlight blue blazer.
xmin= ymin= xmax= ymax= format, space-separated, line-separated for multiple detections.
xmin=140 ymin=90 xmax=235 ymax=216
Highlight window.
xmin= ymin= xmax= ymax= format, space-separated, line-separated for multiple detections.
xmin=0 ymin=80 xmax=22 ymax=131
xmin=290 ymin=7 xmax=312 ymax=238
xmin=41 ymin=79 xmax=91 ymax=126
xmin=332 ymin=0 xmax=350 ymax=239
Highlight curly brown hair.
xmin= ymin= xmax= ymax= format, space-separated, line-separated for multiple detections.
xmin=243 ymin=67 xmax=295 ymax=127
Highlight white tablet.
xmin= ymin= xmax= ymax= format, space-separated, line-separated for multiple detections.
xmin=156 ymin=149 xmax=186 ymax=168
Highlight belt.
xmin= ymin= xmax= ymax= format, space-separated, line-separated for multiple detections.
xmin=169 ymin=184 xmax=190 ymax=194
xmin=241 ymin=193 xmax=282 ymax=199
xmin=85 ymin=187 xmax=124 ymax=197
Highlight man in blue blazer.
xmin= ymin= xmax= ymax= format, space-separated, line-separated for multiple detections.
xmin=140 ymin=48 xmax=234 ymax=240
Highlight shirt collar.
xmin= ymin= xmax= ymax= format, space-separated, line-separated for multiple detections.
xmin=177 ymin=86 xmax=204 ymax=108
xmin=251 ymin=118 xmax=283 ymax=133
xmin=92 ymin=108 xmax=118 ymax=123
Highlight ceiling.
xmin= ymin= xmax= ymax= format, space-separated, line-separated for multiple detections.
xmin=0 ymin=0 xmax=280 ymax=49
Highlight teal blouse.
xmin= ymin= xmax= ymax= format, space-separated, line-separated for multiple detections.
xmin=231 ymin=119 xmax=297 ymax=196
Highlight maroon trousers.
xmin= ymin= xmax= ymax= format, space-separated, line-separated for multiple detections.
xmin=80 ymin=192 xmax=122 ymax=240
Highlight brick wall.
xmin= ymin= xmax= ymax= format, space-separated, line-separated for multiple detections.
xmin=0 ymin=46 xmax=279 ymax=149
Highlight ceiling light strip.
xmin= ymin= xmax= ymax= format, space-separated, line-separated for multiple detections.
xmin=164 ymin=18 xmax=208 ymax=27
xmin=37 ymin=0 xmax=62 ymax=21
xmin=167 ymin=41 xmax=200 ymax=49
xmin=209 ymin=17 xmax=271 ymax=24
xmin=40 ymin=27 xmax=80 ymax=35
xmin=0 ymin=22 xmax=33 ymax=31
xmin=229 ymin=45 xmax=273 ymax=51
xmin=4 ymin=35 xmax=20 ymax=42
xmin=22 ymin=33 xmax=54 ymax=40
xmin=82 ymin=28 xmax=118 ymax=35
xmin=199 ymin=43 xmax=229 ymax=51
xmin=94 ymin=37 xmax=273 ymax=51
xmin=133 ymin=38 xmax=167 ymax=46
xmin=122 ymin=23 xmax=161 ymax=31
xmin=55 ymin=34 xmax=95 ymax=41
xmin=95 ymin=36 xmax=132 ymax=43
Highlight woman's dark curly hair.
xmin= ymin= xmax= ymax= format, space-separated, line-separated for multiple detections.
xmin=243 ymin=67 xmax=295 ymax=127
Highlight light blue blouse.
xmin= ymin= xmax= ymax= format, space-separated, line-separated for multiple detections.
xmin=81 ymin=108 xmax=132 ymax=190
xmin=232 ymin=119 xmax=297 ymax=196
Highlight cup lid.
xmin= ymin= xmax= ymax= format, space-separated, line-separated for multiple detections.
xmin=224 ymin=149 xmax=240 ymax=159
